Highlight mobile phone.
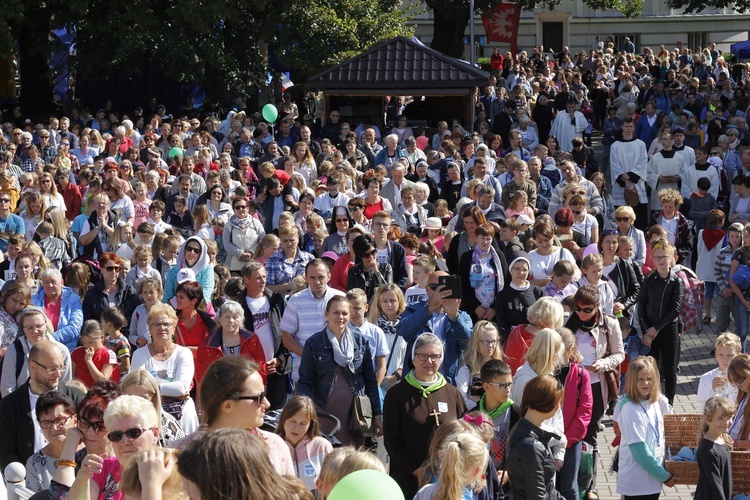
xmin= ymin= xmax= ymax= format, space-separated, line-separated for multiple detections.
xmin=438 ymin=275 xmax=462 ymax=300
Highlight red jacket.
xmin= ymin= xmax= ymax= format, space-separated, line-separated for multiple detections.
xmin=195 ymin=327 xmax=267 ymax=386
xmin=562 ymin=361 xmax=593 ymax=448
xmin=503 ymin=324 xmax=535 ymax=375
xmin=61 ymin=183 xmax=83 ymax=221
xmin=329 ymin=253 xmax=353 ymax=293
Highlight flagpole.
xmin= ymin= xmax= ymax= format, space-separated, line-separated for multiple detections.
xmin=470 ymin=0 xmax=476 ymax=131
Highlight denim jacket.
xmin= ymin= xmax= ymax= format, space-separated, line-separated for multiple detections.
xmin=297 ymin=328 xmax=382 ymax=416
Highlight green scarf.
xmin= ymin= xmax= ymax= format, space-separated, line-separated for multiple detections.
xmin=479 ymin=394 xmax=514 ymax=419
xmin=405 ymin=370 xmax=447 ymax=398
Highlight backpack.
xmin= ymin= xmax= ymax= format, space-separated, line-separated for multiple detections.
xmin=673 ymin=265 xmax=706 ymax=334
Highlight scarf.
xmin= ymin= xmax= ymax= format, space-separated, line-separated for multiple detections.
xmin=378 ymin=313 xmax=400 ymax=339
xmin=405 ymin=370 xmax=447 ymax=398
xmin=326 ymin=327 xmax=355 ymax=372
xmin=703 ymin=227 xmax=727 ymax=252
xmin=566 ymin=309 xmax=600 ymax=333
xmin=230 ymin=213 xmax=253 ymax=231
xmin=472 ymin=244 xmax=504 ymax=291
xmin=479 ymin=394 xmax=514 ymax=419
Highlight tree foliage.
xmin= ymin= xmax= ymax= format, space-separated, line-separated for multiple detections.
xmin=666 ymin=0 xmax=748 ymax=13
xmin=0 ymin=0 xmax=416 ymax=104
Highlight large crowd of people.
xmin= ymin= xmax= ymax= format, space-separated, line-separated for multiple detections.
xmin=1 ymin=36 xmax=750 ymax=499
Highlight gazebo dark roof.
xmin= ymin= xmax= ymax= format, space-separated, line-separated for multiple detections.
xmin=307 ymin=36 xmax=489 ymax=90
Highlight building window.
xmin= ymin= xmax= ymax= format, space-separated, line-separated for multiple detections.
xmin=687 ymin=32 xmax=708 ymax=51
xmin=612 ymin=34 xmax=639 ymax=52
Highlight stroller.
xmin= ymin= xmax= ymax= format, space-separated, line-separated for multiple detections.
xmin=262 ymin=409 xmax=343 ymax=447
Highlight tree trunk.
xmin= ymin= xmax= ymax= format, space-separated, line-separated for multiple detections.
xmin=429 ymin=8 xmax=471 ymax=59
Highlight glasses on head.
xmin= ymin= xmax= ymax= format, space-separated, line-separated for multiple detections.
xmin=235 ymin=391 xmax=267 ymax=405
xmin=479 ymin=339 xmax=498 ymax=346
xmin=108 ymin=427 xmax=154 ymax=443
xmin=486 ymin=381 xmax=513 ymax=390
xmin=602 ymin=229 xmax=619 ymax=237
xmin=574 ymin=305 xmax=597 ymax=313
xmin=149 ymin=321 xmax=173 ymax=330
xmin=415 ymin=353 xmax=442 ymax=363
xmin=104 ymin=266 xmax=121 ymax=272
xmin=39 ymin=415 xmax=73 ymax=429
xmin=31 ymin=359 xmax=65 ymax=374
xmin=78 ymin=418 xmax=106 ymax=433
xmin=615 ymin=216 xmax=631 ymax=222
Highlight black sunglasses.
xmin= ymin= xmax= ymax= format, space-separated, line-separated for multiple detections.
xmin=185 ymin=246 xmax=201 ymax=254
xmin=575 ymin=305 xmax=597 ymax=313
xmin=615 ymin=216 xmax=630 ymax=222
xmin=107 ymin=427 xmax=154 ymax=443
xmin=235 ymin=391 xmax=266 ymax=405
xmin=78 ymin=418 xmax=106 ymax=433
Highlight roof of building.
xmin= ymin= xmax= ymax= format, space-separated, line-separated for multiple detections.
xmin=307 ymin=36 xmax=488 ymax=90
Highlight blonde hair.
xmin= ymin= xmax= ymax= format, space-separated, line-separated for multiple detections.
xmin=434 ymin=431 xmax=489 ymax=500
xmin=462 ymin=321 xmax=503 ymax=374
xmin=510 ymin=190 xmax=528 ymax=211
xmin=103 ymin=394 xmax=159 ymax=430
xmin=121 ymin=448 xmax=186 ymax=498
xmin=715 ymin=332 xmax=742 ymax=353
xmin=192 ymin=205 xmax=211 ymax=231
xmin=147 ymin=303 xmax=178 ymax=324
xmin=317 ymin=447 xmax=385 ymax=489
xmin=526 ymin=297 xmax=564 ymax=329
xmin=81 ymin=320 xmax=103 ymax=339
xmin=23 ymin=241 xmax=50 ymax=278
xmin=557 ymin=327 xmax=583 ymax=364
xmin=253 ymin=234 xmax=280 ymax=260
xmin=525 ymin=328 xmax=563 ymax=375
xmin=367 ymin=284 xmax=406 ymax=323
xmin=700 ymin=396 xmax=736 ymax=447
xmin=657 ymin=188 xmax=683 ymax=207
xmin=581 ymin=252 xmax=603 ymax=270
xmin=110 ymin=222 xmax=135 ymax=253
xmin=624 ymin=356 xmax=661 ymax=404
xmin=46 ymin=208 xmax=69 ymax=241
xmin=418 ymin=420 xmax=476 ymax=488
xmin=614 ymin=205 xmax=636 ymax=222
xmin=120 ymin=369 xmax=162 ymax=419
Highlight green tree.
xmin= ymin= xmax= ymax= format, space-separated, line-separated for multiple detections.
xmin=425 ymin=0 xmax=644 ymax=59
xmin=666 ymin=0 xmax=749 ymax=13
xmin=0 ymin=0 xmax=415 ymax=115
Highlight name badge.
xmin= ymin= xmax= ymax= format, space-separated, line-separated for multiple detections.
xmin=654 ymin=444 xmax=664 ymax=458
xmin=438 ymin=402 xmax=449 ymax=413
xmin=727 ymin=256 xmax=733 ymax=264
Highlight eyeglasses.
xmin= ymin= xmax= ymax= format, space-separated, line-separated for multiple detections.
xmin=574 ymin=305 xmax=597 ymax=313
xmin=149 ymin=322 xmax=173 ymax=330
xmin=653 ymin=255 xmax=669 ymax=261
xmin=571 ymin=209 xmax=582 ymax=215
xmin=104 ymin=266 xmax=120 ymax=272
xmin=39 ymin=415 xmax=73 ymax=429
xmin=0 ymin=199 xmax=10 ymax=203
xmin=235 ymin=391 xmax=267 ymax=405
xmin=78 ymin=418 xmax=106 ymax=433
xmin=234 ymin=205 xmax=248 ymax=210
xmin=335 ymin=218 xmax=349 ymax=223
xmin=107 ymin=427 xmax=155 ymax=443
xmin=31 ymin=359 xmax=64 ymax=374
xmin=479 ymin=339 xmax=498 ymax=346
xmin=486 ymin=381 xmax=513 ymax=390
xmin=615 ymin=216 xmax=631 ymax=222
xmin=415 ymin=353 xmax=442 ymax=362
xmin=185 ymin=246 xmax=201 ymax=254
xmin=349 ymin=206 xmax=362 ymax=212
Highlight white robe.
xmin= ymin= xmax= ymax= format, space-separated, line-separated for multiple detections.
xmin=610 ymin=138 xmax=648 ymax=206
xmin=550 ymin=111 xmax=588 ymax=151
xmin=646 ymin=150 xmax=685 ymax=210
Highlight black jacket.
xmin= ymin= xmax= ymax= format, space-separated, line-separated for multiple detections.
xmin=494 ymin=284 xmax=545 ymax=340
xmin=637 ymin=267 xmax=684 ymax=334
xmin=240 ymin=289 xmax=292 ymax=375
xmin=82 ymin=279 xmax=143 ymax=329
xmin=605 ymin=257 xmax=641 ymax=317
xmin=347 ymin=262 xmax=393 ymax=301
xmin=507 ymin=417 xmax=562 ymax=500
xmin=0 ymin=382 xmax=84 ymax=470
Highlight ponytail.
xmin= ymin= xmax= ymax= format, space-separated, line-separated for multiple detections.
xmin=434 ymin=441 xmax=464 ymax=500
xmin=433 ymin=431 xmax=489 ymax=500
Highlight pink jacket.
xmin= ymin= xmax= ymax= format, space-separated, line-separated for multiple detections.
xmin=285 ymin=435 xmax=334 ymax=490
xmin=562 ymin=362 xmax=593 ymax=448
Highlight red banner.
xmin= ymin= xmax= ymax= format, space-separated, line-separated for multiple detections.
xmin=481 ymin=3 xmax=522 ymax=54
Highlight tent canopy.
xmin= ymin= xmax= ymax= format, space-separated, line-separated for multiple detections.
xmin=730 ymin=40 xmax=750 ymax=59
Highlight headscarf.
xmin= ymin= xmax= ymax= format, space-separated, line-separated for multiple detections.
xmin=176 ymin=237 xmax=211 ymax=277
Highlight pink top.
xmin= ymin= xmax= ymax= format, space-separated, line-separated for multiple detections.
xmin=506 ymin=206 xmax=535 ymax=220
xmin=44 ymin=297 xmax=62 ymax=331
xmin=91 ymin=456 xmax=123 ymax=500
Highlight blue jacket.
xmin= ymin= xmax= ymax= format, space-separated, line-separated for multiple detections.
xmin=374 ymin=146 xmax=405 ymax=169
xmin=297 ymin=328 xmax=382 ymax=416
xmin=163 ymin=264 xmax=215 ymax=306
xmin=32 ymin=286 xmax=84 ymax=352
xmin=634 ymin=115 xmax=658 ymax=146
xmin=397 ymin=302 xmax=472 ymax=385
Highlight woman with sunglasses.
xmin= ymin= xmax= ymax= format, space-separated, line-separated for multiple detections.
xmin=346 ymin=235 xmax=393 ymax=302
xmin=223 ymin=196 xmax=266 ymax=274
xmin=131 ymin=303 xmax=200 ymax=434
xmin=384 ymin=332 xmax=466 ymax=499
xmin=82 ymin=252 xmax=142 ymax=325
xmin=65 ymin=395 xmax=160 ymax=500
xmin=206 ymin=185 xmax=231 ymax=224
xmin=320 ymin=205 xmax=353 ymax=257
xmin=177 ymin=355 xmax=294 ymax=475
xmin=120 ymin=369 xmax=185 ymax=447
xmin=163 ymin=236 xmax=214 ymax=304
xmin=50 ymin=382 xmax=121 ymax=496
xmin=614 ymin=205 xmax=646 ymax=267
xmin=564 ymin=285 xmax=624 ymax=498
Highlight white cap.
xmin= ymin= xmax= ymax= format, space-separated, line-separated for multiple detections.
xmin=176 ymin=268 xmax=197 ymax=284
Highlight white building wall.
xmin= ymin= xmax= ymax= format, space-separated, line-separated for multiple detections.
xmin=405 ymin=0 xmax=750 ymax=60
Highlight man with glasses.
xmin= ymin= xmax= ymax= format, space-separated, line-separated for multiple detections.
xmin=281 ymin=259 xmax=345 ymax=384
xmin=397 ymin=271 xmax=472 ymax=385
xmin=0 ymin=339 xmax=83 ymax=471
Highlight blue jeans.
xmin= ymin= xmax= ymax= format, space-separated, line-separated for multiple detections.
xmin=734 ymin=295 xmax=749 ymax=351
xmin=558 ymin=441 xmax=582 ymax=500
xmin=622 ymin=333 xmax=651 ymax=388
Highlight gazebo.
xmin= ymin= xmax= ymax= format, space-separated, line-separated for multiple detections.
xmin=307 ymin=36 xmax=489 ymax=132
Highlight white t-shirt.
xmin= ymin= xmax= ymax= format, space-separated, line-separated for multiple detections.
xmin=404 ymin=285 xmax=428 ymax=305
xmin=246 ymin=296 xmax=274 ymax=362
xmin=617 ymin=398 xmax=666 ymax=496
xmin=697 ymin=367 xmax=738 ymax=406
xmin=30 ymin=388 xmax=48 ymax=453
xmin=529 ymin=247 xmax=576 ymax=281
xmin=575 ymin=330 xmax=599 ymax=374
